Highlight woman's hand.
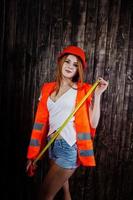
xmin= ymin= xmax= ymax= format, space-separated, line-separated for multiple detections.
xmin=94 ymin=77 xmax=109 ymax=97
xmin=26 ymin=160 xmax=33 ymax=172
xmin=26 ymin=159 xmax=37 ymax=177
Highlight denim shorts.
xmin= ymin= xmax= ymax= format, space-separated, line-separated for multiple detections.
xmin=48 ymin=138 xmax=78 ymax=169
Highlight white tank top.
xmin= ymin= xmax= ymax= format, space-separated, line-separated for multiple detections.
xmin=47 ymin=87 xmax=77 ymax=146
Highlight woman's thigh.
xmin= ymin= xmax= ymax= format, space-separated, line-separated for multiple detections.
xmin=40 ymin=161 xmax=75 ymax=199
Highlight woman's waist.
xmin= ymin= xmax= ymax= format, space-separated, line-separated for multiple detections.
xmin=47 ymin=126 xmax=76 ymax=140
xmin=47 ymin=131 xmax=63 ymax=140
xmin=48 ymin=122 xmax=74 ymax=133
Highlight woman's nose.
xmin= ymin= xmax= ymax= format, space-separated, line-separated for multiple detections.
xmin=68 ymin=63 xmax=73 ymax=68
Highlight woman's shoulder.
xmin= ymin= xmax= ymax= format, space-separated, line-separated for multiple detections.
xmin=77 ymin=82 xmax=92 ymax=90
xmin=39 ymin=82 xmax=56 ymax=95
xmin=80 ymin=82 xmax=92 ymax=89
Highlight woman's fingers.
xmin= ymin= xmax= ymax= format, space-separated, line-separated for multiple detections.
xmin=94 ymin=77 xmax=109 ymax=96
xmin=98 ymin=77 xmax=109 ymax=86
xmin=26 ymin=160 xmax=32 ymax=171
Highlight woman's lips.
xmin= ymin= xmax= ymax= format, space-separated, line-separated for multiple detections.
xmin=65 ymin=69 xmax=72 ymax=73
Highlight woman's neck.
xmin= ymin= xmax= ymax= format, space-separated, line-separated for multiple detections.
xmin=60 ymin=78 xmax=77 ymax=90
xmin=61 ymin=78 xmax=73 ymax=87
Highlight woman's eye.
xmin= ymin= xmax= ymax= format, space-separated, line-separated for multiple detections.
xmin=65 ymin=60 xmax=69 ymax=63
xmin=74 ymin=64 xmax=78 ymax=67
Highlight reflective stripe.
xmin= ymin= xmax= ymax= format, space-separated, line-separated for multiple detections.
xmin=30 ymin=139 xmax=40 ymax=146
xmin=77 ymin=133 xmax=91 ymax=140
xmin=33 ymin=123 xmax=43 ymax=130
xmin=79 ymin=150 xmax=94 ymax=156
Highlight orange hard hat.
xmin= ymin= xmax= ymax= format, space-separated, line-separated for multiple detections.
xmin=58 ymin=45 xmax=86 ymax=68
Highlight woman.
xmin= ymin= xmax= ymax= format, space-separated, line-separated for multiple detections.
xmin=26 ymin=45 xmax=108 ymax=200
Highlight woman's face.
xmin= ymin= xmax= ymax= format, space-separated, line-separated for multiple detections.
xmin=62 ymin=54 xmax=78 ymax=80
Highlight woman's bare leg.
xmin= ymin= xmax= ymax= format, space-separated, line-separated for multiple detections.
xmin=62 ymin=180 xmax=71 ymax=200
xmin=39 ymin=162 xmax=75 ymax=200
xmin=49 ymin=159 xmax=72 ymax=199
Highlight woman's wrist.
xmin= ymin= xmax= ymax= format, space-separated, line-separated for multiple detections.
xmin=94 ymin=92 xmax=101 ymax=100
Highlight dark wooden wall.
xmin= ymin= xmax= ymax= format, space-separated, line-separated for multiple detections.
xmin=0 ymin=0 xmax=133 ymax=200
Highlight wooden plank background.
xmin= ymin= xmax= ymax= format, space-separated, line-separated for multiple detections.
xmin=0 ymin=0 xmax=133 ymax=200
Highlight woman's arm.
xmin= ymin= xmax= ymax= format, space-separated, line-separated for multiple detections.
xmin=89 ymin=78 xmax=109 ymax=128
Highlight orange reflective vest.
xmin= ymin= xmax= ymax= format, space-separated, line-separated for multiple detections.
xmin=27 ymin=82 xmax=96 ymax=166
